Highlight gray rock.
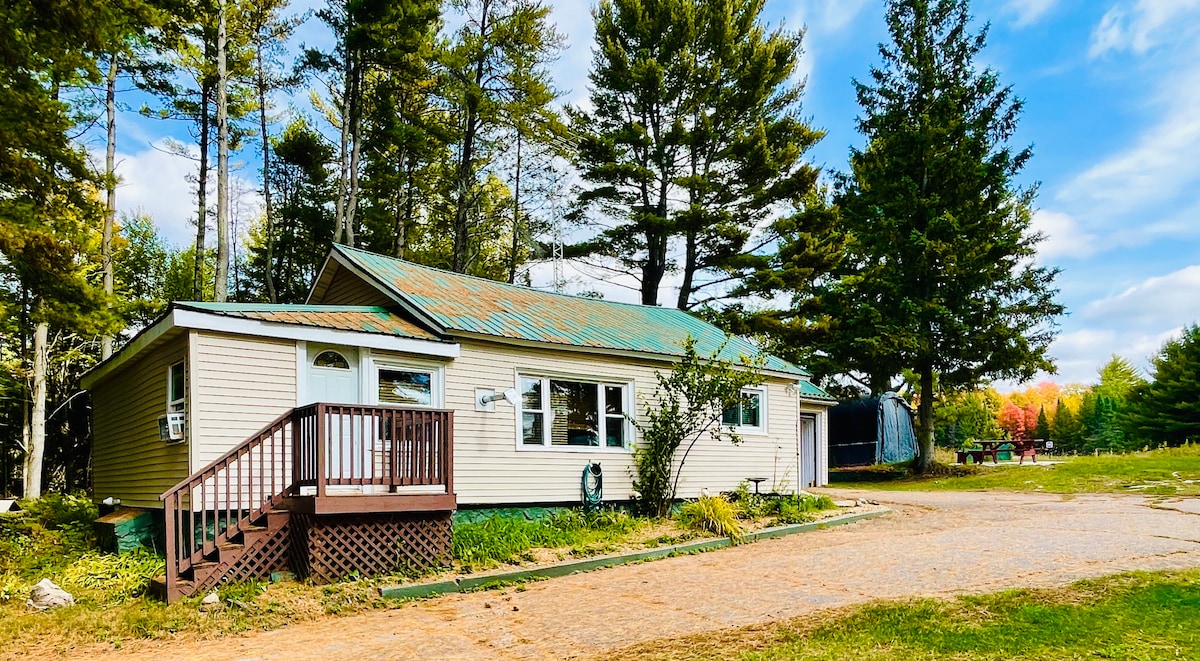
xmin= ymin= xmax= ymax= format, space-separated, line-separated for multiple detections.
xmin=202 ymin=591 xmax=221 ymax=606
xmin=26 ymin=579 xmax=73 ymax=611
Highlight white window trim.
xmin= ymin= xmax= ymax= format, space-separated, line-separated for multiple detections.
xmin=365 ymin=350 xmax=446 ymax=408
xmin=726 ymin=386 xmax=768 ymax=435
xmin=167 ymin=361 xmax=186 ymax=413
xmin=514 ymin=372 xmax=634 ymax=453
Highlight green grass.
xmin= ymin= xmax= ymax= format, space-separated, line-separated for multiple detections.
xmin=451 ymin=508 xmax=647 ymax=570
xmin=609 ymin=570 xmax=1200 ymax=661
xmin=831 ymin=443 xmax=1200 ymax=495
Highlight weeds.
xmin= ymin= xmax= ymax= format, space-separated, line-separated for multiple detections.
xmin=677 ymin=494 xmax=743 ymax=541
xmin=452 ymin=508 xmax=647 ymax=571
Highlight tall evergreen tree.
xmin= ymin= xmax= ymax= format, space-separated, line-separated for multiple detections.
xmin=574 ymin=0 xmax=822 ymax=308
xmin=825 ymin=0 xmax=1063 ymax=472
xmin=441 ymin=0 xmax=564 ymax=274
xmin=1126 ymin=325 xmax=1200 ymax=446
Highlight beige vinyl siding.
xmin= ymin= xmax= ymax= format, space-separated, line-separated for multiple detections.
xmin=376 ymin=339 xmax=815 ymax=505
xmin=317 ymin=263 xmax=393 ymax=306
xmin=191 ymin=332 xmax=298 ymax=470
xmin=92 ymin=333 xmax=190 ymax=509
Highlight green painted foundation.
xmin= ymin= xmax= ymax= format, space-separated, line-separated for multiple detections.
xmin=94 ymin=507 xmax=163 ymax=554
xmin=380 ymin=509 xmax=889 ymax=601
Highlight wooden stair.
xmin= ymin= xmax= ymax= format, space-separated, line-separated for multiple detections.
xmin=152 ymin=507 xmax=291 ymax=600
xmin=157 ymin=403 xmax=454 ymax=603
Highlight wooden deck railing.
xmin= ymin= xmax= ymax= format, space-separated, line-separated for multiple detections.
xmin=160 ymin=403 xmax=453 ymax=596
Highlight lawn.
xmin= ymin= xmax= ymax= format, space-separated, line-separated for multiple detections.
xmin=0 ymin=491 xmax=839 ymax=657
xmin=607 ymin=569 xmax=1200 ymax=661
xmin=831 ymin=443 xmax=1200 ymax=495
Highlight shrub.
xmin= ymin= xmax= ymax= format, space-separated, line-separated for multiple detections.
xmin=0 ymin=572 xmax=27 ymax=603
xmin=677 ymin=494 xmax=743 ymax=541
xmin=772 ymin=493 xmax=838 ymax=525
xmin=59 ymin=549 xmax=164 ymax=604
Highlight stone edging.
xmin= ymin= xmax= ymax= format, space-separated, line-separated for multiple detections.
xmin=379 ymin=508 xmax=890 ymax=601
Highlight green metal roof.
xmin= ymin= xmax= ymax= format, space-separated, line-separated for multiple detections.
xmin=331 ymin=245 xmax=814 ymax=379
xmin=797 ymin=379 xmax=837 ymax=401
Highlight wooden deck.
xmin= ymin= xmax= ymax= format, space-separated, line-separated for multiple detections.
xmin=157 ymin=403 xmax=455 ymax=602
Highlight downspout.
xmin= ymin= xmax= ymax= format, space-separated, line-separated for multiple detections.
xmin=795 ymin=381 xmax=801 ymax=493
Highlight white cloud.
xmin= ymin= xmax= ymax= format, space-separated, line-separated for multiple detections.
xmin=1008 ymin=0 xmax=1059 ymax=27
xmin=1030 ymin=210 xmax=1099 ymax=261
xmin=111 ymin=138 xmax=262 ymax=248
xmin=112 ymin=140 xmax=201 ymax=246
xmin=1082 ymin=264 xmax=1200 ymax=331
xmin=1088 ymin=0 xmax=1200 ymax=58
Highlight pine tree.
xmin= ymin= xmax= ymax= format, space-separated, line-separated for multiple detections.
xmin=574 ymin=0 xmax=822 ymax=308
xmin=1033 ymin=405 xmax=1050 ymax=441
xmin=825 ymin=0 xmax=1063 ymax=472
xmin=1126 ymin=325 xmax=1200 ymax=446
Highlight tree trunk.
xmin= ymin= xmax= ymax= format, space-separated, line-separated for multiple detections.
xmin=101 ymin=54 xmax=118 ymax=359
xmin=24 ymin=319 xmax=48 ymax=499
xmin=194 ymin=82 xmax=212 ymax=301
xmin=257 ymin=43 xmax=277 ymax=304
xmin=676 ymin=230 xmax=696 ymax=310
xmin=452 ymin=0 xmax=491 ymax=274
xmin=508 ymin=130 xmax=522 ymax=284
xmin=214 ymin=0 xmax=230 ymax=302
xmin=345 ymin=62 xmax=361 ymax=247
xmin=914 ymin=364 xmax=935 ymax=473
xmin=333 ymin=25 xmax=352 ymax=246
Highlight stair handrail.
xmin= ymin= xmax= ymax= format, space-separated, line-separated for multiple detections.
xmin=160 ymin=404 xmax=315 ymax=598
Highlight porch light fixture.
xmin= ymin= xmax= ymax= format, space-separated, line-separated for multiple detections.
xmin=476 ymin=387 xmax=519 ymax=412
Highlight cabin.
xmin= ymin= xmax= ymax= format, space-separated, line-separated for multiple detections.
xmin=81 ymin=245 xmax=835 ymax=601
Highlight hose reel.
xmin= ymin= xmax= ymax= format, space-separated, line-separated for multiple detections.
xmin=581 ymin=461 xmax=603 ymax=512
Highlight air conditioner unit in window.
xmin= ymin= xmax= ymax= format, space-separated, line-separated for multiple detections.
xmin=158 ymin=413 xmax=186 ymax=443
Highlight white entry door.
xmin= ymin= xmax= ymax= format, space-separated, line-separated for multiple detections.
xmin=799 ymin=415 xmax=818 ymax=488
xmin=306 ymin=345 xmax=369 ymax=483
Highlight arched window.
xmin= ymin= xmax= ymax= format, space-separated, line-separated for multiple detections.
xmin=312 ymin=350 xmax=350 ymax=369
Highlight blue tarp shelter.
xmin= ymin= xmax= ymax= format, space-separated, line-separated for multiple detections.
xmin=828 ymin=392 xmax=917 ymax=466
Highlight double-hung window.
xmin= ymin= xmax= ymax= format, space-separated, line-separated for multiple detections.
xmin=520 ymin=375 xmax=630 ymax=449
xmin=167 ymin=362 xmax=186 ymax=413
xmin=723 ymin=387 xmax=765 ymax=432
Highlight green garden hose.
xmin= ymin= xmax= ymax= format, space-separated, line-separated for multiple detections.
xmin=582 ymin=462 xmax=603 ymax=512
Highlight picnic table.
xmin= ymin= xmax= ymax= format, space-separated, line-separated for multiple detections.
xmin=956 ymin=439 xmax=1048 ymax=465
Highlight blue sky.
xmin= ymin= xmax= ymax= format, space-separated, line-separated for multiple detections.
xmin=102 ymin=0 xmax=1200 ymax=386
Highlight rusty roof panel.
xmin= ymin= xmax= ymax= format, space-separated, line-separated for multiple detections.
xmin=334 ymin=246 xmax=812 ymax=378
xmin=177 ymin=303 xmax=443 ymax=342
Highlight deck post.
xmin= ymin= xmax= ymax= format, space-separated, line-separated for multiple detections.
xmin=444 ymin=411 xmax=454 ymax=498
xmin=162 ymin=491 xmax=177 ymax=601
xmin=315 ymin=403 xmax=327 ymax=498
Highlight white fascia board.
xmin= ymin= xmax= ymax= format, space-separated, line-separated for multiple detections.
xmin=329 ymin=251 xmax=448 ymax=334
xmin=81 ymin=310 xmax=179 ymax=389
xmin=172 ymin=309 xmax=461 ymax=359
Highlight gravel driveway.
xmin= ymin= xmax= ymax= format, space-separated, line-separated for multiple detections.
xmin=76 ymin=490 xmax=1200 ymax=660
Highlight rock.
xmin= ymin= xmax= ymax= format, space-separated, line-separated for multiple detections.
xmin=833 ymin=499 xmax=858 ymax=508
xmin=201 ymin=591 xmax=220 ymax=606
xmin=27 ymin=579 xmax=73 ymax=611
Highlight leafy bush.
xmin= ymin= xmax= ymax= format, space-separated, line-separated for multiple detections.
xmin=677 ymin=494 xmax=743 ymax=541
xmin=0 ymin=494 xmax=100 ymax=581
xmin=20 ymin=493 xmax=98 ymax=530
xmin=59 ymin=549 xmax=164 ymax=604
xmin=0 ymin=572 xmax=27 ymax=603
xmin=728 ymin=480 xmax=771 ymax=519
xmin=772 ymin=493 xmax=838 ymax=525
xmin=632 ymin=337 xmax=764 ymax=517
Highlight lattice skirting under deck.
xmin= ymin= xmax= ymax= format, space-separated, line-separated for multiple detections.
xmin=289 ymin=511 xmax=453 ymax=584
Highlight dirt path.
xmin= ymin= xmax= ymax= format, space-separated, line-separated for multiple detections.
xmin=75 ymin=490 xmax=1200 ymax=660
